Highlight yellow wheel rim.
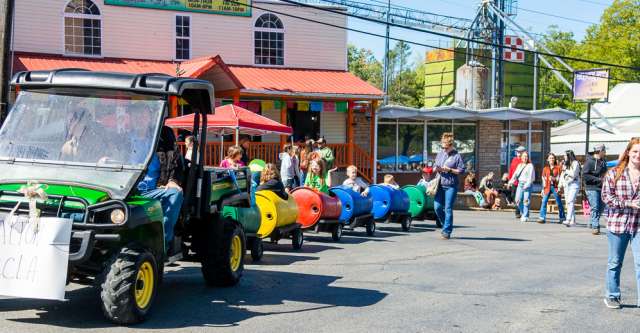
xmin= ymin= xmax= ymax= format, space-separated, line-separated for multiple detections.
xmin=230 ymin=235 xmax=242 ymax=272
xmin=135 ymin=261 xmax=154 ymax=310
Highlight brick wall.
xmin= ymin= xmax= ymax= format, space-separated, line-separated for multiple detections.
xmin=477 ymin=120 xmax=502 ymax=178
xmin=353 ymin=112 xmax=371 ymax=152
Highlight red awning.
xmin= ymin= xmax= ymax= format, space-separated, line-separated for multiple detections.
xmin=13 ymin=52 xmax=383 ymax=99
xmin=165 ymin=104 xmax=292 ymax=136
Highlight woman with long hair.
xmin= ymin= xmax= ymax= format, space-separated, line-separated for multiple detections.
xmin=538 ymin=153 xmax=566 ymax=224
xmin=509 ymin=151 xmax=535 ymax=222
xmin=602 ymin=138 xmax=640 ymax=309
xmin=299 ymin=139 xmax=315 ymax=184
xmin=433 ymin=132 xmax=466 ymax=239
xmin=256 ymin=163 xmax=288 ymax=200
xmin=561 ymin=150 xmax=581 ymax=226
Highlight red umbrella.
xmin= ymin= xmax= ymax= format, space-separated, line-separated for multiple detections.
xmin=165 ymin=104 xmax=292 ymax=137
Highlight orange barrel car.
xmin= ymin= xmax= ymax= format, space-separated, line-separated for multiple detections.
xmin=290 ymin=187 xmax=344 ymax=241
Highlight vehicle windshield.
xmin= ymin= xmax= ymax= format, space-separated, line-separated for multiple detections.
xmin=0 ymin=89 xmax=164 ymax=169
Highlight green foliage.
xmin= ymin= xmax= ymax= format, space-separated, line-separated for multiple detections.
xmin=540 ymin=0 xmax=640 ymax=115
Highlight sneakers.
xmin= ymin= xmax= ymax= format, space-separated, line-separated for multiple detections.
xmin=604 ymin=297 xmax=622 ymax=309
xmin=592 ymin=227 xmax=601 ymax=235
xmin=562 ymin=220 xmax=570 ymax=227
xmin=537 ymin=218 xmax=545 ymax=224
xmin=520 ymin=216 xmax=529 ymax=223
xmin=440 ymin=233 xmax=451 ymax=240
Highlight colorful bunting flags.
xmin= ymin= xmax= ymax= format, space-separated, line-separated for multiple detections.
xmin=247 ymin=101 xmax=260 ymax=113
xmin=336 ymin=101 xmax=348 ymax=113
xmin=297 ymin=101 xmax=310 ymax=111
xmin=323 ymin=101 xmax=336 ymax=112
xmin=310 ymin=101 xmax=323 ymax=112
xmin=261 ymin=100 xmax=275 ymax=111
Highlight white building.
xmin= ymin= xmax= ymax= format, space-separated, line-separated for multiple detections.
xmin=9 ymin=0 xmax=383 ymax=180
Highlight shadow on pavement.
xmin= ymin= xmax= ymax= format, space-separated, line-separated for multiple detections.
xmin=454 ymin=236 xmax=531 ymax=242
xmin=4 ymin=268 xmax=388 ymax=329
xmin=247 ymin=253 xmax=319 ymax=266
xmin=263 ymin=243 xmax=342 ymax=254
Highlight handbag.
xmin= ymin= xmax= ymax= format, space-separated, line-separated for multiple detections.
xmin=426 ymin=173 xmax=440 ymax=196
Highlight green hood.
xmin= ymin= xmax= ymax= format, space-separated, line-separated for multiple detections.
xmin=0 ymin=183 xmax=109 ymax=205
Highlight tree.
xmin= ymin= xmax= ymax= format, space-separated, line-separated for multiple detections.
xmin=347 ymin=44 xmax=383 ymax=89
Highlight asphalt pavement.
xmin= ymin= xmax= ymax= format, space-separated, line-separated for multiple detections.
xmin=1 ymin=210 xmax=639 ymax=333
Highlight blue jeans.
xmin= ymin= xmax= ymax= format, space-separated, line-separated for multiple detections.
xmin=515 ymin=183 xmax=531 ymax=219
xmin=141 ymin=188 xmax=184 ymax=245
xmin=586 ymin=190 xmax=604 ymax=229
xmin=606 ymin=232 xmax=640 ymax=304
xmin=539 ymin=187 xmax=565 ymax=221
xmin=434 ymin=186 xmax=457 ymax=236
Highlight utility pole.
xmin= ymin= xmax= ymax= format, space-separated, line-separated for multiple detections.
xmin=0 ymin=0 xmax=14 ymax=123
xmin=382 ymin=0 xmax=390 ymax=106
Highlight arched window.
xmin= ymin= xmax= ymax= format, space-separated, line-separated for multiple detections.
xmin=64 ymin=0 xmax=101 ymax=56
xmin=254 ymin=13 xmax=284 ymax=66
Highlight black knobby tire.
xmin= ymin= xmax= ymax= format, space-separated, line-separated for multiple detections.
xmin=100 ymin=247 xmax=158 ymax=325
xmin=291 ymin=228 xmax=303 ymax=250
xmin=200 ymin=218 xmax=245 ymax=287
xmin=366 ymin=220 xmax=376 ymax=236
xmin=250 ymin=238 xmax=264 ymax=262
xmin=401 ymin=216 xmax=412 ymax=232
xmin=331 ymin=224 xmax=343 ymax=242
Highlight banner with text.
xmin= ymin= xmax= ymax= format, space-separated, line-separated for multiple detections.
xmin=573 ymin=69 xmax=610 ymax=102
xmin=105 ymin=0 xmax=252 ymax=17
xmin=0 ymin=213 xmax=72 ymax=300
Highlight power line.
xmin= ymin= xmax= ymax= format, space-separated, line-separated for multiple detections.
xmin=517 ymin=6 xmax=598 ymax=25
xmin=278 ymin=0 xmax=640 ymax=72
xmin=576 ymin=0 xmax=610 ymax=6
xmin=227 ymin=0 xmax=637 ymax=83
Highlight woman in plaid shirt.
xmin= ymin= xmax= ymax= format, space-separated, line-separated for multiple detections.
xmin=602 ymin=138 xmax=640 ymax=309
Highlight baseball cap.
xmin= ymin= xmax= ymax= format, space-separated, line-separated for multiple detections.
xmin=422 ymin=166 xmax=433 ymax=174
xmin=515 ymin=146 xmax=526 ymax=152
xmin=592 ymin=144 xmax=606 ymax=152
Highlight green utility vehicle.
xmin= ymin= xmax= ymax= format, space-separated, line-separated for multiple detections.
xmin=0 ymin=69 xmax=250 ymax=324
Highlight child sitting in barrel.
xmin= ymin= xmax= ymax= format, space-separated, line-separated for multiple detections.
xmin=382 ymin=174 xmax=400 ymax=189
xmin=343 ymin=165 xmax=369 ymax=197
xmin=256 ymin=163 xmax=288 ymax=200
xmin=304 ymin=159 xmax=335 ymax=194
xmin=417 ymin=164 xmax=434 ymax=187
xmin=220 ymin=146 xmax=245 ymax=169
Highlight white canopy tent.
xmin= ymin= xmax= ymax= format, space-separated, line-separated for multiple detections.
xmin=551 ymin=83 xmax=640 ymax=156
xmin=374 ymin=105 xmax=576 ymax=181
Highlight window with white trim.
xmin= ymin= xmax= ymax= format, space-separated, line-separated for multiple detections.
xmin=175 ymin=15 xmax=190 ymax=60
xmin=254 ymin=13 xmax=284 ymax=66
xmin=64 ymin=0 xmax=101 ymax=56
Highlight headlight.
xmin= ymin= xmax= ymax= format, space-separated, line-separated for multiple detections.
xmin=110 ymin=209 xmax=126 ymax=224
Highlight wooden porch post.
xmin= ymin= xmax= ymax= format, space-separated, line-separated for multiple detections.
xmin=347 ymin=100 xmax=355 ymax=165
xmin=280 ymin=99 xmax=287 ymax=147
xmin=232 ymin=93 xmax=240 ymax=105
xmin=371 ymin=100 xmax=378 ymax=182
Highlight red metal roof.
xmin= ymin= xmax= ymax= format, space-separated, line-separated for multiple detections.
xmin=12 ymin=52 xmax=383 ymax=98
xmin=227 ymin=65 xmax=383 ymax=98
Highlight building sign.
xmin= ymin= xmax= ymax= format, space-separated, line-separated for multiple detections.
xmin=503 ymin=36 xmax=525 ymax=63
xmin=105 ymin=0 xmax=252 ymax=17
xmin=573 ymin=69 xmax=609 ymax=102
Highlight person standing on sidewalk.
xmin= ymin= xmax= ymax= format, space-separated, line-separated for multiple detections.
xmin=561 ymin=150 xmax=581 ymax=227
xmin=602 ymin=138 xmax=640 ymax=309
xmin=538 ymin=153 xmax=565 ymax=224
xmin=433 ymin=132 xmax=466 ymax=240
xmin=508 ymin=151 xmax=535 ymax=222
xmin=508 ymin=146 xmax=527 ymax=219
xmin=583 ymin=144 xmax=608 ymax=235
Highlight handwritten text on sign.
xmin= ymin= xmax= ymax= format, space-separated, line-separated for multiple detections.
xmin=0 ymin=213 xmax=72 ymax=300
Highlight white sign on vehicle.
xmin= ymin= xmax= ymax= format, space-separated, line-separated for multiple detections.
xmin=0 ymin=212 xmax=72 ymax=300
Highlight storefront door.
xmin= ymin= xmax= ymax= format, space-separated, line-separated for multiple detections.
xmin=289 ymin=110 xmax=320 ymax=142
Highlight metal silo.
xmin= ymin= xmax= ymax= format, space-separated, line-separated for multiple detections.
xmin=455 ymin=61 xmax=491 ymax=110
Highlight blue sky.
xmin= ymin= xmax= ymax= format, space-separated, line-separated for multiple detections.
xmin=347 ymin=0 xmax=614 ymax=64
